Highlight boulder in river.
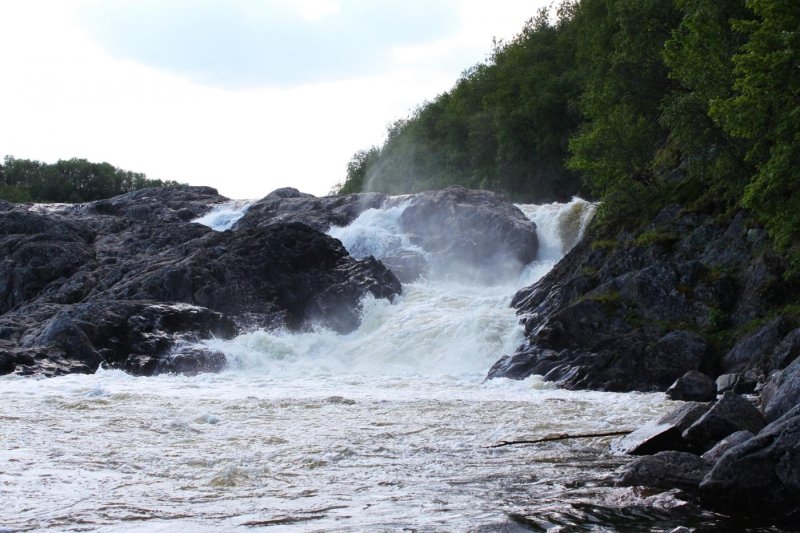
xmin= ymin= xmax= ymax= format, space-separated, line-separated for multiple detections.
xmin=700 ymin=405 xmax=800 ymax=519
xmin=666 ymin=370 xmax=717 ymax=402
xmin=682 ymin=392 xmax=765 ymax=453
xmin=612 ymin=402 xmax=709 ymax=456
xmin=616 ymin=451 xmax=712 ymax=492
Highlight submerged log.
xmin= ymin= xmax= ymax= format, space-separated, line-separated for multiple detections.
xmin=486 ymin=430 xmax=633 ymax=448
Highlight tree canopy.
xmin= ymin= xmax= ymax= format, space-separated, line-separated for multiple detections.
xmin=0 ymin=156 xmax=184 ymax=203
xmin=335 ymin=0 xmax=798 ymax=268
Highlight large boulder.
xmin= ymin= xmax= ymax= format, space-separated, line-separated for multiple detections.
xmin=682 ymin=392 xmax=765 ymax=452
xmin=700 ymin=405 xmax=800 ymax=519
xmin=616 ymin=451 xmax=712 ymax=491
xmin=763 ymin=355 xmax=800 ymax=423
xmin=666 ymin=370 xmax=717 ymax=402
xmin=397 ymin=187 xmax=538 ymax=282
xmin=612 ymin=402 xmax=710 ymax=456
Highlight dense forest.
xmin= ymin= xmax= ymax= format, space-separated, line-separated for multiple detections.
xmin=0 ymin=156 xmax=183 ymax=203
xmin=336 ymin=0 xmax=798 ymax=270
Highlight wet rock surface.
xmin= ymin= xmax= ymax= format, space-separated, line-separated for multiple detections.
xmin=489 ymin=206 xmax=797 ymax=391
xmin=666 ymin=370 xmax=717 ymax=402
xmin=0 ymin=186 xmax=404 ymax=376
xmin=682 ymin=391 xmax=765 ymax=452
xmin=488 ymin=201 xmax=799 ymax=523
xmin=1 ymin=185 xmax=536 ymax=377
xmin=612 ymin=402 xmax=710 ymax=456
xmin=616 ymin=451 xmax=712 ymax=491
xmin=700 ymin=405 xmax=800 ymax=519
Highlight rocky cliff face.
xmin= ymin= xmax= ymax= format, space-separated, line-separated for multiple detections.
xmin=488 ymin=205 xmax=796 ymax=392
xmin=486 ymin=202 xmax=799 ymax=521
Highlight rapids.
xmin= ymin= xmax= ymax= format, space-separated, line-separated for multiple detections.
xmin=1 ymin=198 xmax=713 ymax=531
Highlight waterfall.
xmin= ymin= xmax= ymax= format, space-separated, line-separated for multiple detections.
xmin=204 ymin=198 xmax=597 ymax=377
xmin=192 ymin=200 xmax=254 ymax=231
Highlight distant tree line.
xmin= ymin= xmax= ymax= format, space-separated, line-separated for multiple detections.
xmin=0 ymin=156 xmax=184 ymax=203
xmin=335 ymin=0 xmax=799 ymax=268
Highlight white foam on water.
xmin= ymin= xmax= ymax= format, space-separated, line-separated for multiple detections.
xmin=0 ymin=196 xmax=680 ymax=531
xmin=192 ymin=200 xmax=254 ymax=231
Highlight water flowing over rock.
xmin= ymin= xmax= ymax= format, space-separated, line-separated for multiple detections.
xmin=1 ymin=185 xmax=538 ymax=377
xmin=0 ymin=186 xmax=403 ymax=376
xmin=240 ymin=185 xmax=539 ymax=284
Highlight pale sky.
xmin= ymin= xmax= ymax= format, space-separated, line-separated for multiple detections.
xmin=0 ymin=0 xmax=550 ymax=199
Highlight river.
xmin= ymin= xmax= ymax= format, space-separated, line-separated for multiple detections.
xmin=1 ymin=199 xmax=719 ymax=531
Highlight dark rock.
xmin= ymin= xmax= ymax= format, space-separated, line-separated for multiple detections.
xmin=722 ymin=316 xmax=794 ymax=374
xmin=616 ymin=451 xmax=712 ymax=491
xmin=643 ymin=331 xmax=718 ymax=386
xmin=766 ymin=327 xmax=800 ymax=373
xmin=0 ymin=186 xmax=407 ymax=377
xmin=487 ymin=327 xmax=717 ymax=392
xmin=682 ymin=392 xmax=766 ymax=452
xmin=700 ymin=405 xmax=800 ymax=519
xmin=489 ymin=200 xmax=800 ymax=394
xmin=701 ymin=430 xmax=754 ymax=463
xmin=397 ymin=187 xmax=538 ymax=282
xmin=612 ymin=402 xmax=710 ymax=455
xmin=715 ymin=373 xmax=757 ymax=395
xmin=122 ymin=346 xmax=227 ymax=376
xmin=763 ymin=355 xmax=800 ymax=422
xmin=236 ymin=189 xmax=386 ymax=233
xmin=667 ymin=370 xmax=717 ymax=402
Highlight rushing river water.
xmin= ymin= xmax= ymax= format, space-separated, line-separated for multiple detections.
xmin=1 ymin=199 xmax=736 ymax=531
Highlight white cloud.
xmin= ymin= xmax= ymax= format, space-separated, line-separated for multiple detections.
xmin=0 ymin=0 xmax=549 ymax=199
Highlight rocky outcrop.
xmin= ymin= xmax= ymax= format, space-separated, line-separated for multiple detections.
xmin=486 ymin=200 xmax=798 ymax=522
xmin=1 ymin=185 xmax=536 ymax=377
xmin=666 ymin=370 xmax=717 ymax=402
xmin=0 ymin=186 xmax=402 ymax=377
xmin=237 ymin=186 xmax=539 ymax=284
xmin=615 ymin=392 xmax=797 ymax=520
xmin=616 ymin=451 xmax=712 ymax=491
xmin=488 ymin=205 xmax=796 ymax=392
xmin=700 ymin=405 xmax=800 ymax=519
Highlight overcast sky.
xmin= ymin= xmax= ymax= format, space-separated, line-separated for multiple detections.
xmin=0 ymin=0 xmax=550 ymax=199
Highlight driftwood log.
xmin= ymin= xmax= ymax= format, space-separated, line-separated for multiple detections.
xmin=486 ymin=430 xmax=633 ymax=448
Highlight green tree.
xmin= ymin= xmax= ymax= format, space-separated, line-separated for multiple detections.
xmin=661 ymin=0 xmax=753 ymax=201
xmin=712 ymin=0 xmax=800 ymax=262
xmin=567 ymin=0 xmax=681 ymax=208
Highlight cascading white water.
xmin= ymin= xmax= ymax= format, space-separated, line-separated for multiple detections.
xmin=192 ymin=200 xmax=254 ymax=231
xmin=0 ymin=197 xmax=681 ymax=532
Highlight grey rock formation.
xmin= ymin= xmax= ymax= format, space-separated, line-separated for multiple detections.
xmin=616 ymin=451 xmax=712 ymax=491
xmin=682 ymin=392 xmax=765 ymax=452
xmin=700 ymin=405 xmax=800 ymax=519
xmin=666 ymin=370 xmax=717 ymax=402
